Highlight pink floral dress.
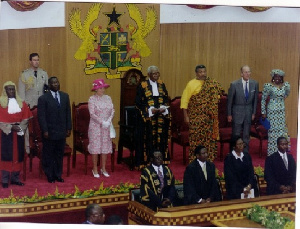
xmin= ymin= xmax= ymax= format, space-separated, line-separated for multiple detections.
xmin=88 ymin=94 xmax=114 ymax=154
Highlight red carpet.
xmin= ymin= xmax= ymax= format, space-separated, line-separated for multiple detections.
xmin=0 ymin=138 xmax=297 ymax=199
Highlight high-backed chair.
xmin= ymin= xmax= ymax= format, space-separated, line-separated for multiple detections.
xmin=170 ymin=96 xmax=189 ymax=164
xmin=72 ymin=102 xmax=115 ymax=174
xmin=26 ymin=106 xmax=71 ymax=179
xmin=250 ymin=92 xmax=268 ymax=157
xmin=218 ymin=95 xmax=232 ymax=161
xmin=117 ymin=69 xmax=145 ymax=170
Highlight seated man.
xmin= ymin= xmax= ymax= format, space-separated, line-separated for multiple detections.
xmin=140 ymin=151 xmax=176 ymax=211
xmin=264 ymin=136 xmax=296 ymax=195
xmin=183 ymin=145 xmax=220 ymax=205
xmin=83 ymin=203 xmax=105 ymax=224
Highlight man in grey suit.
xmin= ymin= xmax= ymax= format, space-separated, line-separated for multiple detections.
xmin=38 ymin=76 xmax=72 ymax=183
xmin=227 ymin=65 xmax=259 ymax=152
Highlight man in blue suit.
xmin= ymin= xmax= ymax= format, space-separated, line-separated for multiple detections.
xmin=227 ymin=65 xmax=259 ymax=153
xmin=264 ymin=137 xmax=296 ymax=195
xmin=38 ymin=76 xmax=71 ymax=183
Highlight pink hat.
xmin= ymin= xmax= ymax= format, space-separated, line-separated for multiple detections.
xmin=91 ymin=79 xmax=110 ymax=91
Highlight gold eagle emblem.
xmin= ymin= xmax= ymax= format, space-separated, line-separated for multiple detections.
xmin=126 ymin=4 xmax=157 ymax=57
xmin=69 ymin=3 xmax=103 ymax=60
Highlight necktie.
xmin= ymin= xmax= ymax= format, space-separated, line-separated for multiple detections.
xmin=202 ymin=163 xmax=207 ymax=180
xmin=55 ymin=92 xmax=60 ymax=107
xmin=245 ymin=81 xmax=249 ymax=100
xmin=158 ymin=169 xmax=164 ymax=190
xmin=34 ymin=71 xmax=37 ymax=78
xmin=283 ymin=155 xmax=288 ymax=170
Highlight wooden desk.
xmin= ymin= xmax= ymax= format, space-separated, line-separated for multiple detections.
xmin=128 ymin=193 xmax=296 ymax=226
xmin=211 ymin=211 xmax=295 ymax=227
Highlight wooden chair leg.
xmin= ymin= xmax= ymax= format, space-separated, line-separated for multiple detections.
xmin=117 ymin=142 xmax=123 ymax=164
xmin=72 ymin=149 xmax=77 ymax=168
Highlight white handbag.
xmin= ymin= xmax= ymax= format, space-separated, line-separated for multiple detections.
xmin=110 ymin=123 xmax=116 ymax=138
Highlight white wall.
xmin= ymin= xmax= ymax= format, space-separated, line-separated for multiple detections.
xmin=160 ymin=5 xmax=300 ymax=23
xmin=0 ymin=2 xmax=65 ymax=30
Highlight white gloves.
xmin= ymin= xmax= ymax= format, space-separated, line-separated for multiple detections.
xmin=102 ymin=121 xmax=110 ymax=128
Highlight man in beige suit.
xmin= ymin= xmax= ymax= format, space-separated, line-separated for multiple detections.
xmin=18 ymin=53 xmax=48 ymax=154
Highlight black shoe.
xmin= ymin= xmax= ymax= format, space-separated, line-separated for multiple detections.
xmin=11 ymin=181 xmax=25 ymax=186
xmin=2 ymin=183 xmax=8 ymax=188
xmin=47 ymin=178 xmax=55 ymax=183
xmin=55 ymin=177 xmax=64 ymax=182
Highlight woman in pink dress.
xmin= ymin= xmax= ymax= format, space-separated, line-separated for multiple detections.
xmin=88 ymin=79 xmax=114 ymax=178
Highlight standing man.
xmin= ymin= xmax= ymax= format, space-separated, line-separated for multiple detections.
xmin=135 ymin=66 xmax=171 ymax=169
xmin=264 ymin=137 xmax=296 ymax=195
xmin=183 ymin=145 xmax=221 ymax=205
xmin=227 ymin=65 xmax=259 ymax=153
xmin=0 ymin=81 xmax=32 ymax=188
xmin=18 ymin=53 xmax=48 ymax=155
xmin=140 ymin=151 xmax=176 ymax=211
xmin=181 ymin=65 xmax=223 ymax=162
xmin=18 ymin=53 xmax=48 ymax=108
xmin=38 ymin=77 xmax=71 ymax=183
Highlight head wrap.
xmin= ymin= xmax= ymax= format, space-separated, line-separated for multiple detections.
xmin=0 ymin=81 xmax=23 ymax=108
xmin=270 ymin=69 xmax=285 ymax=78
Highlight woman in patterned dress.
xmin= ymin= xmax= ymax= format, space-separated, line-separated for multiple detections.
xmin=88 ymin=79 xmax=114 ymax=178
xmin=261 ymin=69 xmax=290 ymax=156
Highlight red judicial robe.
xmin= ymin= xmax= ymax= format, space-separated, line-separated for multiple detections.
xmin=0 ymin=101 xmax=32 ymax=172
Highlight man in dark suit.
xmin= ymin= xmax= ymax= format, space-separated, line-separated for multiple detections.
xmin=140 ymin=151 xmax=175 ymax=211
xmin=83 ymin=203 xmax=105 ymax=224
xmin=264 ymin=137 xmax=296 ymax=195
xmin=183 ymin=145 xmax=220 ymax=205
xmin=227 ymin=65 xmax=259 ymax=152
xmin=38 ymin=76 xmax=71 ymax=183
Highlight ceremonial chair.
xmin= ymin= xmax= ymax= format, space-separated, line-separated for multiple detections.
xmin=250 ymin=92 xmax=268 ymax=157
xmin=26 ymin=106 xmax=71 ymax=179
xmin=218 ymin=94 xmax=232 ymax=161
xmin=72 ymin=102 xmax=115 ymax=175
xmin=170 ymin=96 xmax=189 ymax=164
xmin=117 ymin=69 xmax=145 ymax=170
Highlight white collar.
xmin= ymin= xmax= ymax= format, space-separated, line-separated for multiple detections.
xmin=149 ymin=79 xmax=159 ymax=96
xmin=152 ymin=164 xmax=163 ymax=173
xmin=8 ymin=98 xmax=21 ymax=114
xmin=232 ymin=150 xmax=244 ymax=161
xmin=197 ymin=159 xmax=206 ymax=168
xmin=278 ymin=151 xmax=287 ymax=158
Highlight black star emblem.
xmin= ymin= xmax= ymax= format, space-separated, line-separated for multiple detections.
xmin=104 ymin=7 xmax=123 ymax=27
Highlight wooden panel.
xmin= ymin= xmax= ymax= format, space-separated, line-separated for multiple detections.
xmin=160 ymin=23 xmax=300 ymax=137
xmin=128 ymin=193 xmax=296 ymax=226
xmin=65 ymin=3 xmax=160 ymax=143
xmin=0 ymin=8 xmax=298 ymax=138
